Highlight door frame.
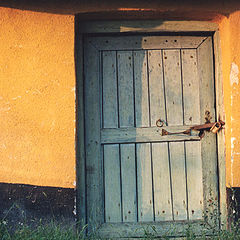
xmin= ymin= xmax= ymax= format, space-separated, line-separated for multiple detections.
xmin=75 ymin=19 xmax=226 ymax=232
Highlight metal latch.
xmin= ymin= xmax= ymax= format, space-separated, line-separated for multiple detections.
xmin=156 ymin=119 xmax=225 ymax=139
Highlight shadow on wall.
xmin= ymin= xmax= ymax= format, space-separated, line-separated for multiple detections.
xmin=0 ymin=0 xmax=240 ymax=19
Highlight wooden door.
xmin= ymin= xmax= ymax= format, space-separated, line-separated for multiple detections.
xmin=84 ymin=35 xmax=219 ymax=238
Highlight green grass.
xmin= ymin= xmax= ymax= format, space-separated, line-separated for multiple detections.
xmin=1 ymin=220 xmax=240 ymax=240
xmin=0 ymin=220 xmax=86 ymax=240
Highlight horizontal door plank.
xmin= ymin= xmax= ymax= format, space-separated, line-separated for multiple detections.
xmin=96 ymin=220 xmax=209 ymax=238
xmin=87 ymin=36 xmax=207 ymax=51
xmin=80 ymin=20 xmax=218 ymax=33
xmin=101 ymin=127 xmax=200 ymax=144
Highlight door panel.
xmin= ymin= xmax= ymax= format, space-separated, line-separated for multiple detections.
xmin=134 ymin=50 xmax=149 ymax=128
xmin=163 ymin=50 xmax=183 ymax=126
xmin=102 ymin=51 xmax=118 ymax=128
xmin=185 ymin=141 xmax=203 ymax=220
xmin=84 ymin=35 xmax=218 ymax=238
xmin=136 ymin=142 xmax=153 ymax=222
xmin=182 ymin=49 xmax=200 ymax=125
xmin=117 ymin=51 xmax=135 ymax=128
xmin=152 ymin=142 xmax=172 ymax=221
xmin=104 ymin=144 xmax=121 ymax=223
xmin=169 ymin=141 xmax=187 ymax=221
xmin=148 ymin=50 xmax=166 ymax=127
xmin=120 ymin=143 xmax=137 ymax=222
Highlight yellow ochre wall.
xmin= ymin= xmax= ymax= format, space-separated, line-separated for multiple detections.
xmin=0 ymin=7 xmax=76 ymax=188
xmin=219 ymin=11 xmax=240 ymax=187
xmin=0 ymin=6 xmax=240 ymax=189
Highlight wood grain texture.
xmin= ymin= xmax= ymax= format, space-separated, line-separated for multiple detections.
xmin=96 ymin=221 xmax=211 ymax=238
xmin=136 ymin=143 xmax=153 ymax=222
xmin=134 ymin=50 xmax=150 ymax=127
xmin=169 ymin=142 xmax=188 ymax=220
xmin=82 ymin=33 xmax=221 ymax=237
xmin=182 ymin=49 xmax=200 ymax=125
xmin=163 ymin=50 xmax=183 ymax=126
xmin=84 ymin=41 xmax=104 ymax=231
xmin=213 ymin=31 xmax=227 ymax=228
xmin=89 ymin=36 xmax=208 ymax=51
xmin=152 ymin=142 xmax=173 ymax=221
xmin=148 ymin=50 xmax=173 ymax=221
xmin=117 ymin=51 xmax=134 ymax=128
xmin=148 ymin=50 xmax=166 ymax=127
xmin=102 ymin=51 xmax=118 ymax=128
xmin=104 ymin=144 xmax=122 ymax=223
xmin=163 ymin=49 xmax=187 ymax=220
xmin=182 ymin=49 xmax=203 ymax=220
xmin=197 ymin=36 xmax=219 ymax=226
xmin=121 ymin=144 xmax=137 ymax=222
xmin=80 ymin=20 xmax=218 ymax=33
xmin=185 ymin=141 xmax=203 ymax=220
xmin=101 ymin=126 xmax=200 ymax=144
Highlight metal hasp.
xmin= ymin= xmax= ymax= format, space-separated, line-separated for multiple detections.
xmin=157 ymin=119 xmax=225 ymax=139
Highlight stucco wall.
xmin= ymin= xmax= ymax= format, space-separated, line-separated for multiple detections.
xmin=0 ymin=6 xmax=240 ymax=189
xmin=0 ymin=7 xmax=75 ymax=188
xmin=219 ymin=11 xmax=240 ymax=187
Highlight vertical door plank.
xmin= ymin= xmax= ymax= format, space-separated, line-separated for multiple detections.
xmin=133 ymin=50 xmax=150 ymax=127
xmin=182 ymin=49 xmax=203 ymax=220
xmin=169 ymin=142 xmax=187 ymax=220
xmin=117 ymin=51 xmax=134 ymax=128
xmin=163 ymin=50 xmax=183 ymax=126
xmin=102 ymin=51 xmax=118 ymax=128
xmin=185 ymin=142 xmax=203 ymax=220
xmin=148 ymin=50 xmax=166 ymax=126
xmin=198 ymin=38 xmax=216 ymax=125
xmin=148 ymin=50 xmax=172 ymax=221
xmin=137 ymin=143 xmax=153 ymax=221
xmin=214 ymin=31 xmax=227 ymax=227
xmin=117 ymin=51 xmax=137 ymax=222
xmin=102 ymin=51 xmax=122 ymax=223
xmin=104 ymin=145 xmax=122 ymax=223
xmin=182 ymin=49 xmax=200 ymax=125
xmin=163 ymin=50 xmax=187 ymax=221
xmin=134 ymin=50 xmax=153 ymax=222
xmin=84 ymin=42 xmax=103 ymax=230
xmin=121 ymin=144 xmax=137 ymax=222
xmin=197 ymin=37 xmax=218 ymax=222
xmin=152 ymin=142 xmax=173 ymax=221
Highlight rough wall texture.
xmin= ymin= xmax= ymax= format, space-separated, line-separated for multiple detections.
xmin=0 ymin=7 xmax=76 ymax=188
xmin=0 ymin=4 xmax=240 ymax=191
xmin=219 ymin=11 xmax=240 ymax=188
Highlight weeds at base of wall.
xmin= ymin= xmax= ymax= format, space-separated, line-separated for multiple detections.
xmin=2 ymin=220 xmax=240 ymax=240
xmin=0 ymin=221 xmax=240 ymax=240
xmin=0 ymin=220 xmax=87 ymax=240
xmin=1 ymin=194 xmax=240 ymax=240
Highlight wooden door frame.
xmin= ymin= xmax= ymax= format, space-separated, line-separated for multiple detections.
xmin=75 ymin=19 xmax=226 ymax=231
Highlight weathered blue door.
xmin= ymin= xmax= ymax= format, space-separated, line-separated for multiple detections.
xmin=84 ymin=35 xmax=219 ymax=238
